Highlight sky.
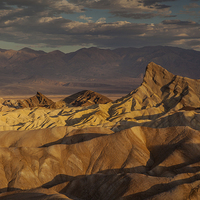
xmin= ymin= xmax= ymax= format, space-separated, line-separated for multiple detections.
xmin=0 ymin=0 xmax=200 ymax=53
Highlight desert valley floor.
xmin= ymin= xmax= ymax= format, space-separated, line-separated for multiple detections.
xmin=1 ymin=62 xmax=200 ymax=199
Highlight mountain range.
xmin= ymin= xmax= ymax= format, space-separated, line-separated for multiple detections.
xmin=0 ymin=46 xmax=200 ymax=95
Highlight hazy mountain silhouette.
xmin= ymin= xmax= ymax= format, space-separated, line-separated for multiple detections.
xmin=0 ymin=46 xmax=200 ymax=95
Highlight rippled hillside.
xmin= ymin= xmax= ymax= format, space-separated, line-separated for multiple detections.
xmin=1 ymin=62 xmax=200 ymax=199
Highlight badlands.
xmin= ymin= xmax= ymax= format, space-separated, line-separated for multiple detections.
xmin=0 ymin=62 xmax=200 ymax=199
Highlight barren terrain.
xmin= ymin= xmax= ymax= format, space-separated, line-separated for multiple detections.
xmin=1 ymin=62 xmax=200 ymax=199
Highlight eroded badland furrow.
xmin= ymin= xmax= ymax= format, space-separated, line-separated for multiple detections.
xmin=1 ymin=62 xmax=200 ymax=199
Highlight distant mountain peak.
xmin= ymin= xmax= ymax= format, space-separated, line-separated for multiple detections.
xmin=20 ymin=47 xmax=46 ymax=54
xmin=0 ymin=46 xmax=200 ymax=96
xmin=49 ymin=50 xmax=65 ymax=56
xmin=20 ymin=47 xmax=33 ymax=51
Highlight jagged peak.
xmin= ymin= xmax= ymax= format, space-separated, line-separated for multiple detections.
xmin=36 ymin=91 xmax=43 ymax=96
xmin=20 ymin=92 xmax=54 ymax=108
xmin=142 ymin=62 xmax=174 ymax=86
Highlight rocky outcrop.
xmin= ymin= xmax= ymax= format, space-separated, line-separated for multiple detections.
xmin=115 ymin=62 xmax=200 ymax=111
xmin=55 ymin=90 xmax=112 ymax=108
xmin=20 ymin=92 xmax=55 ymax=108
xmin=1 ymin=63 xmax=200 ymax=131
xmin=0 ymin=91 xmax=112 ymax=111
xmin=1 ymin=62 xmax=200 ymax=199
xmin=0 ymin=92 xmax=55 ymax=110
xmin=107 ymin=62 xmax=200 ymax=125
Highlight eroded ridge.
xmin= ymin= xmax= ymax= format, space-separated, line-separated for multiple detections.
xmin=0 ymin=126 xmax=200 ymax=199
xmin=1 ymin=62 xmax=200 ymax=199
xmin=1 ymin=63 xmax=200 ymax=132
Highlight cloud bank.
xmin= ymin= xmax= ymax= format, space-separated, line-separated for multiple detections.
xmin=0 ymin=0 xmax=199 ymax=51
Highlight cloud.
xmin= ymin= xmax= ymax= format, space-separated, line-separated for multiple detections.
xmin=0 ymin=0 xmax=177 ymax=23
xmin=139 ymin=0 xmax=176 ymax=7
xmin=183 ymin=2 xmax=200 ymax=10
xmin=0 ymin=0 xmax=84 ymax=14
xmin=180 ymin=2 xmax=200 ymax=17
xmin=170 ymin=39 xmax=200 ymax=51
xmin=78 ymin=15 xmax=93 ymax=22
xmin=0 ymin=0 xmax=199 ymax=51
xmin=96 ymin=17 xmax=106 ymax=23
xmin=69 ymin=0 xmax=176 ymax=19
xmin=0 ymin=11 xmax=199 ymax=50
xmin=162 ymin=19 xmax=197 ymax=25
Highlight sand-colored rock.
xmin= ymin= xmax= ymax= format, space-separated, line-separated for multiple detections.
xmin=1 ymin=63 xmax=200 ymax=132
xmin=0 ymin=98 xmax=22 ymax=111
xmin=0 ymin=92 xmax=55 ymax=111
xmin=109 ymin=62 xmax=200 ymax=117
xmin=0 ymin=126 xmax=199 ymax=199
xmin=54 ymin=90 xmax=112 ymax=108
xmin=1 ymin=62 xmax=200 ymax=199
xmin=20 ymin=92 xmax=55 ymax=108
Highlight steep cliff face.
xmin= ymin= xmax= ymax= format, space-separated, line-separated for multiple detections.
xmin=139 ymin=62 xmax=200 ymax=111
xmin=108 ymin=62 xmax=200 ymax=121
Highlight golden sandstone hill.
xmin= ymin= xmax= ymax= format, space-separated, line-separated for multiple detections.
xmin=1 ymin=62 xmax=200 ymax=199
xmin=56 ymin=90 xmax=112 ymax=107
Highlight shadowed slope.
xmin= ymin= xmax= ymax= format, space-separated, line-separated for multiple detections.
xmin=1 ymin=62 xmax=200 ymax=199
xmin=20 ymin=92 xmax=55 ymax=108
xmin=1 ymin=63 xmax=200 ymax=131
xmin=108 ymin=62 xmax=200 ymax=129
xmin=0 ymin=126 xmax=200 ymax=199
xmin=111 ymin=62 xmax=200 ymax=114
xmin=55 ymin=90 xmax=112 ymax=108
xmin=0 ymin=92 xmax=56 ymax=110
